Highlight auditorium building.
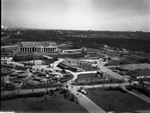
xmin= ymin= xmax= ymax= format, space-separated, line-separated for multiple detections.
xmin=19 ymin=42 xmax=57 ymax=53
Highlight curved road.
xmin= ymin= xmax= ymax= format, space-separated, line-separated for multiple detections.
xmin=2 ymin=59 xmax=149 ymax=113
xmin=66 ymin=70 xmax=106 ymax=113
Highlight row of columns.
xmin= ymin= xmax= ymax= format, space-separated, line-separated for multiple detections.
xmin=19 ymin=47 xmax=57 ymax=53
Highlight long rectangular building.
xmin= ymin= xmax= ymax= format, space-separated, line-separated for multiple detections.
xmin=19 ymin=42 xmax=57 ymax=53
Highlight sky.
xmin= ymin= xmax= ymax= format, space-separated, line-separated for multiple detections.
xmin=1 ymin=0 xmax=150 ymax=31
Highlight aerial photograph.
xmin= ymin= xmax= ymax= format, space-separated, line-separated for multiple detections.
xmin=1 ymin=0 xmax=150 ymax=113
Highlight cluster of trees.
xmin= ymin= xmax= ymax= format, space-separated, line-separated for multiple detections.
xmin=131 ymin=85 xmax=150 ymax=97
xmin=2 ymin=82 xmax=16 ymax=91
xmin=59 ymin=88 xmax=78 ymax=102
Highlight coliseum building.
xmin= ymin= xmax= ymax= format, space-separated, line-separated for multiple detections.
xmin=19 ymin=42 xmax=57 ymax=53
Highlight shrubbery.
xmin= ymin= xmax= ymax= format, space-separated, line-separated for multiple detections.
xmin=3 ymin=83 xmax=16 ymax=91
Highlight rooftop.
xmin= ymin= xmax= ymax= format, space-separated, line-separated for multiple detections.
xmin=20 ymin=42 xmax=57 ymax=47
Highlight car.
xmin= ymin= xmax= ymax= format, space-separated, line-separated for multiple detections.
xmin=132 ymin=81 xmax=139 ymax=84
xmin=77 ymin=87 xmax=87 ymax=95
xmin=108 ymin=111 xmax=115 ymax=113
xmin=81 ymin=89 xmax=87 ymax=95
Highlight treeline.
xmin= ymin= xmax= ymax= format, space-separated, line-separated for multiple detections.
xmin=65 ymin=37 xmax=150 ymax=53
xmin=2 ymin=30 xmax=150 ymax=53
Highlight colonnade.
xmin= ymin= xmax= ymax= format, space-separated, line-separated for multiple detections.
xmin=19 ymin=46 xmax=57 ymax=53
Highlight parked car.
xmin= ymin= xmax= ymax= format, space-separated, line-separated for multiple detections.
xmin=77 ymin=87 xmax=87 ymax=95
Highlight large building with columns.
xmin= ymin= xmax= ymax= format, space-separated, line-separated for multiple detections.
xmin=19 ymin=42 xmax=57 ymax=53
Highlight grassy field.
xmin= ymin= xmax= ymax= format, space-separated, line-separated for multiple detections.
xmin=73 ymin=73 xmax=118 ymax=85
xmin=86 ymin=88 xmax=150 ymax=113
xmin=77 ymin=73 xmax=111 ymax=81
xmin=107 ymin=60 xmax=121 ymax=66
xmin=1 ymin=92 xmax=88 ymax=113
xmin=74 ymin=73 xmax=100 ymax=84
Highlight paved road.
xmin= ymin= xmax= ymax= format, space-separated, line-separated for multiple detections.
xmin=66 ymin=70 xmax=106 ymax=113
xmin=79 ymin=82 xmax=132 ymax=89
xmin=2 ymin=58 xmax=149 ymax=113
xmin=53 ymin=58 xmax=65 ymax=67
xmin=54 ymin=58 xmax=126 ymax=81
xmin=72 ymin=89 xmax=106 ymax=113
xmin=97 ymin=62 xmax=125 ymax=80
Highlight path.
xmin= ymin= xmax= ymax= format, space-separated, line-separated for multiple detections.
xmin=1 ymin=87 xmax=56 ymax=97
xmin=122 ymin=86 xmax=150 ymax=104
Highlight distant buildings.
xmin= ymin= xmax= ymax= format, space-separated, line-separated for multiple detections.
xmin=19 ymin=42 xmax=57 ymax=53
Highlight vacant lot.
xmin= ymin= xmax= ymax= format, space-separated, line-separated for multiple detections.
xmin=77 ymin=73 xmax=112 ymax=81
xmin=1 ymin=92 xmax=88 ymax=113
xmin=86 ymin=88 xmax=150 ymax=113
xmin=73 ymin=73 xmax=121 ymax=85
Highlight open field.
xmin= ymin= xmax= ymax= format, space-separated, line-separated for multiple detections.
xmin=73 ymin=73 xmax=123 ymax=85
xmin=86 ymin=88 xmax=150 ymax=113
xmin=13 ymin=52 xmax=85 ymax=61
xmin=1 ymin=91 xmax=88 ymax=113
xmin=107 ymin=60 xmax=121 ymax=66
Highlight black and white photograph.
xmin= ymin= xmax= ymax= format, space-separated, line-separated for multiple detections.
xmin=1 ymin=0 xmax=150 ymax=113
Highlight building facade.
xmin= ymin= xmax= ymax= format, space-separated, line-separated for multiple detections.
xmin=19 ymin=42 xmax=57 ymax=53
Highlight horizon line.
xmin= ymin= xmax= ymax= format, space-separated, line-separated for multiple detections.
xmin=2 ymin=26 xmax=149 ymax=33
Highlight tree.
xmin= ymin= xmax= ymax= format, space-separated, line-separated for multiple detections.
xmin=107 ymin=57 xmax=112 ymax=64
xmin=49 ymin=89 xmax=54 ymax=96
xmin=109 ymin=86 xmax=112 ymax=90
xmin=66 ymin=85 xmax=69 ymax=90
